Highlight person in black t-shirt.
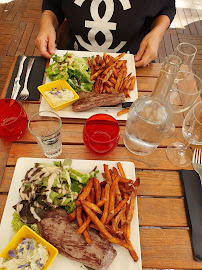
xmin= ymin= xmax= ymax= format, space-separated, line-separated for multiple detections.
xmin=35 ymin=0 xmax=176 ymax=67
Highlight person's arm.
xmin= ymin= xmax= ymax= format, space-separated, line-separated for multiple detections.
xmin=135 ymin=0 xmax=176 ymax=67
xmin=35 ymin=0 xmax=64 ymax=59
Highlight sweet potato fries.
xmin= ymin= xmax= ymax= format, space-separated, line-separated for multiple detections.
xmin=70 ymin=162 xmax=140 ymax=262
xmin=88 ymin=52 xmax=136 ymax=98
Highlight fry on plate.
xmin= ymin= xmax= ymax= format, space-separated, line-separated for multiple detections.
xmin=89 ymin=52 xmax=135 ymax=98
xmin=117 ymin=108 xmax=129 ymax=116
xmin=73 ymin=162 xmax=140 ymax=262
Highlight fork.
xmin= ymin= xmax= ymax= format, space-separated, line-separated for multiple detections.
xmin=192 ymin=148 xmax=202 ymax=185
xmin=18 ymin=58 xmax=35 ymax=101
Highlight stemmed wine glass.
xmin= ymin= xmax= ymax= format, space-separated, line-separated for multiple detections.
xmin=167 ymin=71 xmax=202 ymax=114
xmin=166 ymin=101 xmax=202 ymax=167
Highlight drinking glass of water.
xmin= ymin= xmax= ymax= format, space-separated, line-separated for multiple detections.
xmin=28 ymin=111 xmax=62 ymax=158
xmin=83 ymin=114 xmax=120 ymax=155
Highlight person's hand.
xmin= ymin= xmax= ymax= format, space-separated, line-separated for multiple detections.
xmin=134 ymin=30 xmax=161 ymax=67
xmin=35 ymin=25 xmax=56 ymax=59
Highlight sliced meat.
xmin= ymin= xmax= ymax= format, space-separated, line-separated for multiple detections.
xmin=39 ymin=208 xmax=117 ymax=270
xmin=72 ymin=92 xmax=125 ymax=112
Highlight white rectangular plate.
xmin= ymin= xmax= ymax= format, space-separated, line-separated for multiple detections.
xmin=0 ymin=158 xmax=142 ymax=270
xmin=39 ymin=50 xmax=138 ymax=120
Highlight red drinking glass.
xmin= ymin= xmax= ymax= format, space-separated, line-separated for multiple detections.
xmin=0 ymin=98 xmax=28 ymax=141
xmin=83 ymin=114 xmax=120 ymax=154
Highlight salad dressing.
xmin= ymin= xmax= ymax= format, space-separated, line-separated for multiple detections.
xmin=27 ymin=168 xmax=50 ymax=183
xmin=45 ymin=173 xmax=57 ymax=203
xmin=30 ymin=207 xmax=41 ymax=222
xmin=16 ymin=203 xmax=23 ymax=214
xmin=12 ymin=159 xmax=99 ymax=232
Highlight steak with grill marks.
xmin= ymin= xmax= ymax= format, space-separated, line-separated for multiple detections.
xmin=39 ymin=208 xmax=117 ymax=270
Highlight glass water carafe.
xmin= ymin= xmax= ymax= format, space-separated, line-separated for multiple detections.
xmin=124 ymin=55 xmax=182 ymax=156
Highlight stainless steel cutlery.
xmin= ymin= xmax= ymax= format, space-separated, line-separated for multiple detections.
xmin=192 ymin=148 xmax=202 ymax=185
xmin=11 ymin=55 xmax=27 ymax=100
xmin=17 ymin=58 xmax=35 ymax=101
xmin=11 ymin=56 xmax=35 ymax=101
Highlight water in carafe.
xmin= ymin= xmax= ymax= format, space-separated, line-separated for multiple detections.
xmin=124 ymin=55 xmax=182 ymax=156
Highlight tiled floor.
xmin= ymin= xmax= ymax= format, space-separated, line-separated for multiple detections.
xmin=0 ymin=0 xmax=201 ymax=95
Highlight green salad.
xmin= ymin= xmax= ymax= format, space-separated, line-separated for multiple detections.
xmin=12 ymin=159 xmax=98 ymax=233
xmin=46 ymin=52 xmax=94 ymax=92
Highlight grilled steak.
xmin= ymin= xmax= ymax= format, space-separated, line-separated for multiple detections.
xmin=72 ymin=92 xmax=125 ymax=112
xmin=39 ymin=208 xmax=117 ymax=270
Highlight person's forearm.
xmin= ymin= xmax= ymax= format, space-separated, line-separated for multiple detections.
xmin=150 ymin=15 xmax=171 ymax=39
xmin=40 ymin=10 xmax=59 ymax=30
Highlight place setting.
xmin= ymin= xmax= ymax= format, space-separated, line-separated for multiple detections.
xmin=0 ymin=43 xmax=202 ymax=270
xmin=0 ymin=49 xmax=143 ymax=270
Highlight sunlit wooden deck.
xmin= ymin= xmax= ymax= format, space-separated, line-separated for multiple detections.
xmin=0 ymin=0 xmax=201 ymax=95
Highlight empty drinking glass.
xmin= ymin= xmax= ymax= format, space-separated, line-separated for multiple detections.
xmin=28 ymin=111 xmax=62 ymax=158
xmin=173 ymin=42 xmax=197 ymax=81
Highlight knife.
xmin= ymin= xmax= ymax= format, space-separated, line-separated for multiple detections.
xmin=99 ymin=102 xmax=133 ymax=109
xmin=11 ymin=55 xmax=27 ymax=100
xmin=122 ymin=102 xmax=133 ymax=108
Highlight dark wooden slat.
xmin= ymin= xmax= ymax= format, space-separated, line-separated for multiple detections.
xmin=138 ymin=197 xmax=188 ymax=227
xmin=136 ymin=63 xmax=162 ymax=77
xmin=0 ymin=1 xmax=15 ymax=20
xmin=140 ymin=228 xmax=202 ymax=269
xmin=1 ymin=57 xmax=16 ymax=98
xmin=163 ymin=32 xmax=174 ymax=56
xmin=7 ymin=143 xmax=193 ymax=171
xmin=0 ymin=139 xmax=12 ymax=186
xmin=183 ymin=8 xmax=198 ymax=36
xmin=0 ymin=34 xmax=12 ymax=54
xmin=11 ymin=121 xmax=185 ymax=148
xmin=7 ymin=21 xmax=27 ymax=56
xmin=26 ymin=0 xmax=42 ymax=10
xmin=33 ymin=46 xmax=41 ymax=56
xmin=25 ymin=23 xmax=40 ymax=56
xmin=190 ymin=9 xmax=202 ymax=36
xmin=0 ymin=21 xmax=19 ymax=35
xmin=136 ymin=77 xmax=157 ymax=91
xmin=178 ymin=33 xmax=202 ymax=41
xmin=4 ymin=0 xmax=24 ymax=21
xmin=169 ymin=29 xmax=179 ymax=50
xmin=16 ymin=22 xmax=35 ymax=55
xmin=0 ymin=195 xmax=7 ymax=220
xmin=13 ymin=0 xmax=29 ymax=24
xmin=158 ymin=38 xmax=166 ymax=63
xmin=21 ymin=9 xmax=41 ymax=23
xmin=136 ymin=170 xmax=183 ymax=197
xmin=0 ymin=3 xmax=7 ymax=18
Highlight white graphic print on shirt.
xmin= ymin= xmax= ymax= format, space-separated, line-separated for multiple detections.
xmin=74 ymin=0 xmax=131 ymax=52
